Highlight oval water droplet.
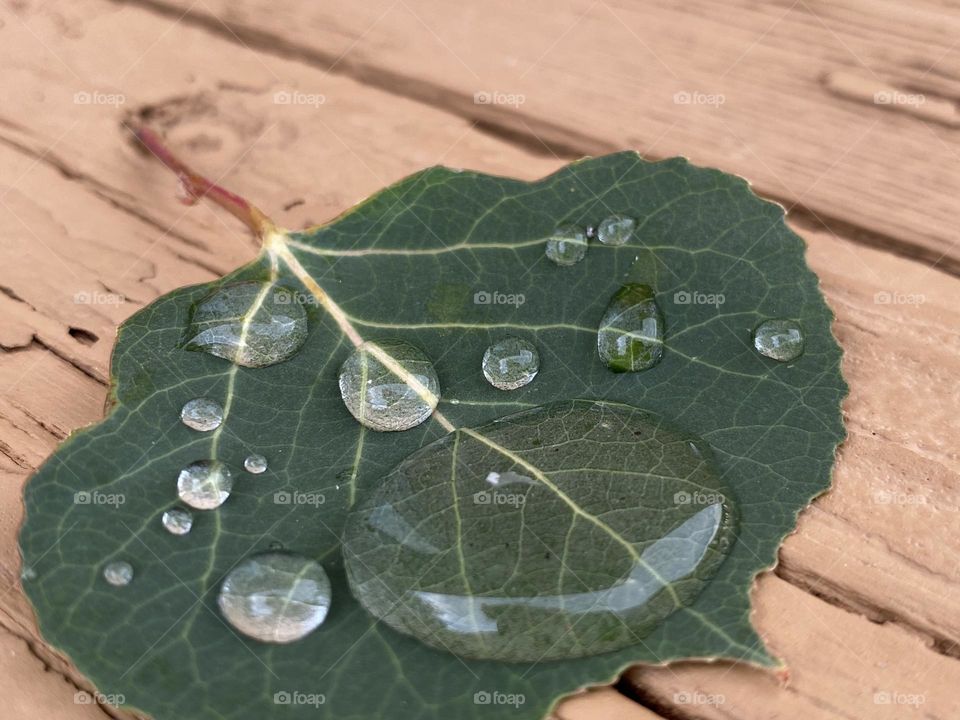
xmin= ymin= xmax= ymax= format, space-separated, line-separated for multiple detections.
xmin=597 ymin=283 xmax=664 ymax=372
xmin=597 ymin=214 xmax=636 ymax=246
xmin=162 ymin=507 xmax=193 ymax=536
xmin=103 ymin=560 xmax=134 ymax=587
xmin=753 ymin=319 xmax=804 ymax=362
xmin=343 ymin=399 xmax=737 ymax=662
xmin=177 ymin=460 xmax=234 ymax=510
xmin=180 ymin=398 xmax=224 ymax=432
xmin=20 ymin=566 xmax=37 ymax=582
xmin=184 ymin=282 xmax=308 ymax=368
xmin=338 ymin=339 xmax=441 ymax=432
xmin=217 ymin=552 xmax=332 ymax=643
xmin=545 ymin=225 xmax=588 ymax=266
xmin=481 ymin=337 xmax=540 ymax=391
xmin=244 ymin=454 xmax=268 ymax=474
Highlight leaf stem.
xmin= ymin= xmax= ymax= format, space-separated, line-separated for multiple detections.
xmin=131 ymin=125 xmax=274 ymax=238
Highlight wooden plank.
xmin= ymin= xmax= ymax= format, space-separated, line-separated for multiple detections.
xmin=0 ymin=1 xmax=958 ymax=719
xmin=126 ymin=0 xmax=960 ymax=272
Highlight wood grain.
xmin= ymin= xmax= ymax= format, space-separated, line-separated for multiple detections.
xmin=0 ymin=0 xmax=957 ymax=718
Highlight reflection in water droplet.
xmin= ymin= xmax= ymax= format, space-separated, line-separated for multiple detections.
xmin=103 ymin=561 xmax=134 ymax=587
xmin=344 ymin=399 xmax=737 ymax=662
xmin=177 ymin=460 xmax=234 ymax=510
xmin=20 ymin=566 xmax=37 ymax=582
xmin=597 ymin=214 xmax=636 ymax=246
xmin=753 ymin=319 xmax=804 ymax=362
xmin=217 ymin=552 xmax=332 ymax=643
xmin=597 ymin=283 xmax=664 ymax=372
xmin=482 ymin=337 xmax=540 ymax=391
xmin=162 ymin=507 xmax=193 ymax=536
xmin=180 ymin=398 xmax=224 ymax=432
xmin=244 ymin=454 xmax=268 ymax=474
xmin=184 ymin=282 xmax=308 ymax=368
xmin=338 ymin=340 xmax=440 ymax=432
xmin=545 ymin=225 xmax=588 ymax=266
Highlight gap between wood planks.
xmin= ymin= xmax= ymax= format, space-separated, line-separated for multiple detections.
xmin=113 ymin=0 xmax=960 ymax=279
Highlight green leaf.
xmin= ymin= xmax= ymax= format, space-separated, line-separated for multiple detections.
xmin=20 ymin=149 xmax=845 ymax=720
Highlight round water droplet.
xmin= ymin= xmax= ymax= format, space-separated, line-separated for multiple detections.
xmin=344 ymin=399 xmax=737 ymax=662
xmin=184 ymin=282 xmax=308 ymax=368
xmin=20 ymin=566 xmax=37 ymax=582
xmin=753 ymin=319 xmax=804 ymax=362
xmin=597 ymin=283 xmax=664 ymax=372
xmin=180 ymin=398 xmax=224 ymax=432
xmin=481 ymin=337 xmax=540 ymax=391
xmin=217 ymin=552 xmax=332 ymax=643
xmin=103 ymin=560 xmax=134 ymax=587
xmin=162 ymin=507 xmax=193 ymax=536
xmin=177 ymin=460 xmax=234 ymax=510
xmin=244 ymin=454 xmax=268 ymax=474
xmin=338 ymin=339 xmax=441 ymax=432
xmin=597 ymin=214 xmax=636 ymax=246
xmin=545 ymin=225 xmax=588 ymax=266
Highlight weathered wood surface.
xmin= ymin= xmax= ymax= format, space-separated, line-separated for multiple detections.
xmin=0 ymin=1 xmax=957 ymax=718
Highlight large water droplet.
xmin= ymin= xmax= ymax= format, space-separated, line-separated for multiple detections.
xmin=103 ymin=561 xmax=134 ymax=587
xmin=162 ymin=507 xmax=193 ymax=536
xmin=545 ymin=225 xmax=588 ymax=266
xmin=184 ymin=282 xmax=308 ymax=368
xmin=597 ymin=214 xmax=636 ymax=246
xmin=244 ymin=454 xmax=268 ymax=474
xmin=177 ymin=460 xmax=234 ymax=510
xmin=343 ymin=399 xmax=737 ymax=662
xmin=338 ymin=339 xmax=441 ymax=432
xmin=180 ymin=398 xmax=224 ymax=432
xmin=753 ymin=319 xmax=804 ymax=362
xmin=597 ymin=283 xmax=664 ymax=372
xmin=481 ymin=337 xmax=540 ymax=391
xmin=217 ymin=552 xmax=332 ymax=643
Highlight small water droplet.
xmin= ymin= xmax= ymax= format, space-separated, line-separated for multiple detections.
xmin=20 ymin=566 xmax=37 ymax=582
xmin=217 ymin=552 xmax=332 ymax=643
xmin=244 ymin=454 xmax=268 ymax=474
xmin=597 ymin=214 xmax=636 ymax=246
xmin=103 ymin=560 xmax=134 ymax=587
xmin=753 ymin=319 xmax=804 ymax=361
xmin=597 ymin=283 xmax=664 ymax=372
xmin=545 ymin=225 xmax=588 ymax=266
xmin=180 ymin=398 xmax=224 ymax=432
xmin=184 ymin=282 xmax=308 ymax=368
xmin=162 ymin=507 xmax=194 ymax=536
xmin=482 ymin=337 xmax=540 ymax=391
xmin=338 ymin=339 xmax=441 ymax=432
xmin=177 ymin=460 xmax=234 ymax=510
